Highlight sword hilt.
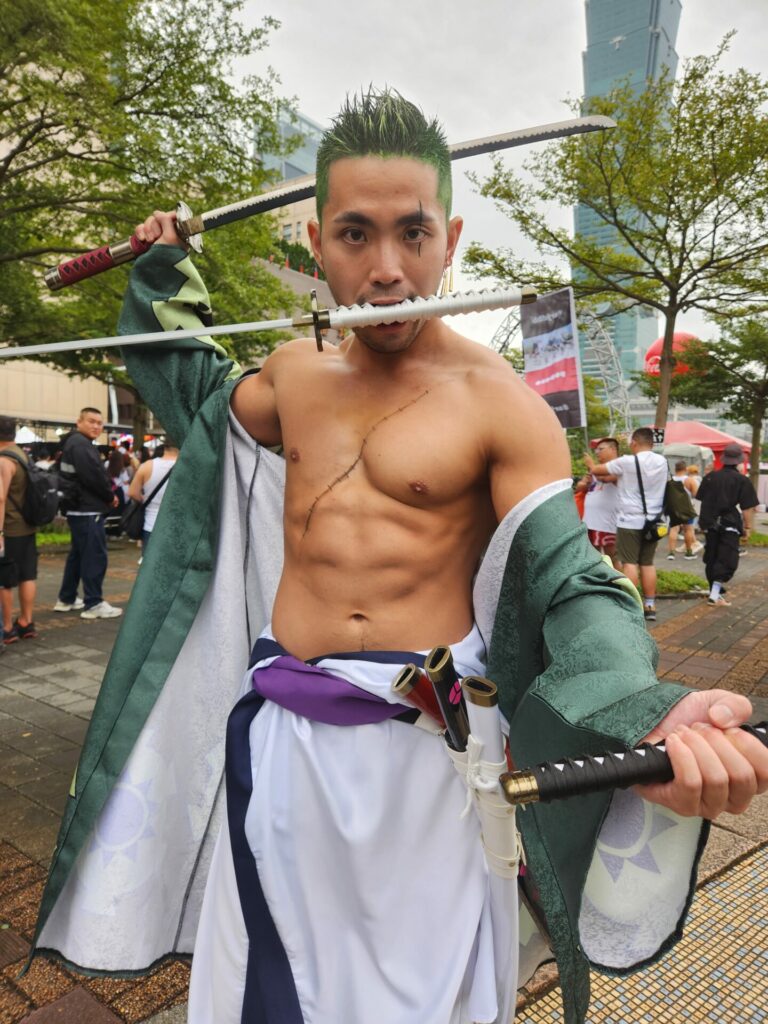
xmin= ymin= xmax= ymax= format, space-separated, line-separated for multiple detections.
xmin=500 ymin=721 xmax=768 ymax=805
xmin=44 ymin=201 xmax=202 ymax=291
xmin=44 ymin=235 xmax=152 ymax=291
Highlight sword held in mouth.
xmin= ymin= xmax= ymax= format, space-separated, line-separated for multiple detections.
xmin=42 ymin=115 xmax=616 ymax=291
xmin=0 ymin=284 xmax=537 ymax=360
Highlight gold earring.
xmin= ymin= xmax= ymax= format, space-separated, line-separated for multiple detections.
xmin=439 ymin=263 xmax=454 ymax=297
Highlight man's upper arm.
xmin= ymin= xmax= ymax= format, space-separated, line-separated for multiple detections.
xmin=485 ymin=370 xmax=572 ymax=520
xmin=0 ymin=459 xmax=14 ymax=502
xmin=230 ymin=360 xmax=281 ymax=447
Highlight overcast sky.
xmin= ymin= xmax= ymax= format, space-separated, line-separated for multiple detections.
xmin=241 ymin=0 xmax=765 ymax=345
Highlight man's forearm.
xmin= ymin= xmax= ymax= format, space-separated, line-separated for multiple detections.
xmin=743 ymin=507 xmax=755 ymax=534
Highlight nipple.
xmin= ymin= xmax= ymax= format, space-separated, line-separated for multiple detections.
xmin=409 ymin=480 xmax=429 ymax=495
xmin=289 ymin=447 xmax=301 ymax=462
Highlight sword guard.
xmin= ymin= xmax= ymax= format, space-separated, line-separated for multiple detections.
xmin=311 ymin=289 xmax=323 ymax=352
xmin=175 ymin=200 xmax=203 ymax=254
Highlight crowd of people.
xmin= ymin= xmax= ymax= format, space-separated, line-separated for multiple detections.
xmin=580 ymin=427 xmax=759 ymax=620
xmin=0 ymin=409 xmax=176 ymax=645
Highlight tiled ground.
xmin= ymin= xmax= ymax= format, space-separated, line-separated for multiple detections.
xmin=1 ymin=540 xmax=766 ymax=1022
xmin=516 ymin=848 xmax=768 ymax=1023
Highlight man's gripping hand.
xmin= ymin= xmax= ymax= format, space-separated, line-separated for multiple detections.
xmin=635 ymin=690 xmax=768 ymax=819
xmin=134 ymin=210 xmax=186 ymax=251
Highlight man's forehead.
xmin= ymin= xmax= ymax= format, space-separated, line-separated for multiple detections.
xmin=323 ymin=155 xmax=442 ymax=211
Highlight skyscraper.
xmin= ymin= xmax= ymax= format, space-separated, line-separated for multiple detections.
xmin=577 ymin=0 xmax=682 ymax=379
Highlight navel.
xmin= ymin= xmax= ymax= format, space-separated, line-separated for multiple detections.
xmin=289 ymin=447 xmax=301 ymax=462
xmin=409 ymin=480 xmax=430 ymax=495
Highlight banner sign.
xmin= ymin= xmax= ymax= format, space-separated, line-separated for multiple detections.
xmin=520 ymin=287 xmax=586 ymax=429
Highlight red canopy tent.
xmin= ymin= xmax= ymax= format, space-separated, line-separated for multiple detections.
xmin=651 ymin=421 xmax=751 ymax=470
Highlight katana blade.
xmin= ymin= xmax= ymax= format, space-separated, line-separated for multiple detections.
xmin=0 ymin=285 xmax=536 ymax=360
xmin=43 ymin=115 xmax=615 ymax=291
xmin=500 ymin=721 xmax=768 ymax=805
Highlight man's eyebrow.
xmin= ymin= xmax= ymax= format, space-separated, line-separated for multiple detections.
xmin=331 ymin=209 xmax=438 ymax=227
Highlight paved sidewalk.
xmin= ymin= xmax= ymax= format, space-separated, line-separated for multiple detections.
xmin=0 ymin=541 xmax=766 ymax=1023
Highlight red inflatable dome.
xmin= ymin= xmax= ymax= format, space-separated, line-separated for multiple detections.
xmin=644 ymin=332 xmax=697 ymax=376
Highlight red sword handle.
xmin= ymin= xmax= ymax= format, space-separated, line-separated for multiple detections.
xmin=43 ymin=235 xmax=153 ymax=291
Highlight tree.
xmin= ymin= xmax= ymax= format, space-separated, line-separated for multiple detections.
xmin=0 ymin=0 xmax=299 ymax=434
xmin=464 ymin=39 xmax=768 ymax=429
xmin=639 ymin=316 xmax=768 ymax=488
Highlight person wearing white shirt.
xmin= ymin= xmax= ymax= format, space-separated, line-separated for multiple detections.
xmin=581 ymin=437 xmax=620 ymax=565
xmin=585 ymin=427 xmax=667 ymax=622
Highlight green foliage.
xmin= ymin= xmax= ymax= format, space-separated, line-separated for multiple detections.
xmin=748 ymin=531 xmax=768 ymax=548
xmin=654 ymin=570 xmax=706 ymax=595
xmin=0 ymin=0 xmax=297 ymax=385
xmin=464 ymin=39 xmax=768 ymax=426
xmin=276 ymin=239 xmax=324 ymax=279
xmin=637 ymin=314 xmax=768 ymax=484
xmin=566 ymin=376 xmax=612 ymax=475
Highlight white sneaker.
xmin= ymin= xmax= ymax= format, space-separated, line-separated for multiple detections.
xmin=53 ymin=598 xmax=85 ymax=612
xmin=666 ymin=553 xmax=676 ymax=560
xmin=81 ymin=601 xmax=123 ymax=619
xmin=691 ymin=541 xmax=704 ymax=555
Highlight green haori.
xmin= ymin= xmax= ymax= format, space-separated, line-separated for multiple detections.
xmin=32 ymin=245 xmax=700 ymax=1024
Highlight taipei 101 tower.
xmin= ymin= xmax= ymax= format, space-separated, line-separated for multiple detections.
xmin=577 ymin=0 xmax=682 ymax=380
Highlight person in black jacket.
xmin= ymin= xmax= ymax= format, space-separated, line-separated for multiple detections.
xmin=54 ymin=408 xmax=123 ymax=618
xmin=696 ymin=442 xmax=759 ymax=607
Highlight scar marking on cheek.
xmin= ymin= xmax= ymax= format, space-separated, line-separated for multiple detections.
xmin=302 ymin=388 xmax=432 ymax=536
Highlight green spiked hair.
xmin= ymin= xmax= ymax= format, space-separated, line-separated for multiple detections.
xmin=315 ymin=86 xmax=452 ymax=221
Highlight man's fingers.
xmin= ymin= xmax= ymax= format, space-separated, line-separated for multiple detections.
xmin=636 ymin=729 xmax=703 ymax=815
xmin=134 ymin=210 xmax=179 ymax=246
xmin=690 ymin=723 xmax=757 ymax=814
xmin=725 ymin=726 xmax=768 ymax=797
xmin=707 ymin=694 xmax=753 ymax=729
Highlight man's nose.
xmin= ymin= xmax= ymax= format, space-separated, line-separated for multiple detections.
xmin=369 ymin=241 xmax=404 ymax=287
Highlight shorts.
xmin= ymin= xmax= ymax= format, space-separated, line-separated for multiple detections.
xmin=615 ymin=527 xmax=658 ymax=567
xmin=587 ymin=529 xmax=616 ymax=551
xmin=2 ymin=534 xmax=38 ymax=585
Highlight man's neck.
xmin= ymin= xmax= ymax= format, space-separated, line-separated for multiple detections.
xmin=0 ymin=441 xmax=14 ymax=449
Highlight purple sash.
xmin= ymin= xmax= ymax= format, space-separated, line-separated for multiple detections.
xmin=252 ymin=655 xmax=416 ymax=726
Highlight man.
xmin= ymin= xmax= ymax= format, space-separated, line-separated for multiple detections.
xmin=666 ymin=459 xmax=701 ymax=561
xmin=127 ymin=440 xmax=178 ymax=557
xmin=0 ymin=416 xmax=39 ymax=642
xmin=586 ymin=426 xmax=667 ymax=621
xmin=580 ymin=437 xmax=619 ymax=564
xmin=696 ymin=442 xmax=758 ymax=607
xmin=33 ymin=91 xmax=767 ymax=1024
xmin=54 ymin=407 xmax=122 ymax=619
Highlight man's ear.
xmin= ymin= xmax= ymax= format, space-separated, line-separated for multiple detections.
xmin=445 ymin=216 xmax=463 ymax=266
xmin=307 ymin=220 xmax=323 ymax=270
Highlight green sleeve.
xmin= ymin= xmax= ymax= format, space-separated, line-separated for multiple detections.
xmin=488 ymin=488 xmax=695 ymax=1024
xmin=118 ymin=244 xmax=241 ymax=446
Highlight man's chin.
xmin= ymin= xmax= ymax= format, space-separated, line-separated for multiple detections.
xmin=355 ymin=320 xmax=423 ymax=354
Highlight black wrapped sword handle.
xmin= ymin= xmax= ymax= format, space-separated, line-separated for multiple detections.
xmin=500 ymin=722 xmax=768 ymax=806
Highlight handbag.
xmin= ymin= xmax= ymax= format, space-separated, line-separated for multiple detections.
xmin=634 ymin=456 xmax=668 ymax=542
xmin=120 ymin=467 xmax=173 ymax=540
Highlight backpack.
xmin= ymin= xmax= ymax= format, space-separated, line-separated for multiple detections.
xmin=664 ymin=478 xmax=696 ymax=527
xmin=0 ymin=451 xmax=60 ymax=526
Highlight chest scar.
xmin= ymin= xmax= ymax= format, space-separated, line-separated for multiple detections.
xmin=302 ymin=387 xmax=433 ymax=536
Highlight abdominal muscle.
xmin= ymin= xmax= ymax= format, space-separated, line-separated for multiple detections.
xmin=270 ymin=476 xmax=493 ymax=661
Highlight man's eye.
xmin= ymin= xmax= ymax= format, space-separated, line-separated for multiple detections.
xmin=404 ymin=227 xmax=428 ymax=242
xmin=342 ymin=228 xmax=366 ymax=243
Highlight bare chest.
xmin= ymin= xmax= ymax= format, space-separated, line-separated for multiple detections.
xmin=276 ymin=371 xmax=485 ymax=509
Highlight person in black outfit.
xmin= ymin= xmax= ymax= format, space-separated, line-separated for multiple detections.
xmin=696 ymin=442 xmax=759 ymax=607
xmin=54 ymin=407 xmax=123 ymax=619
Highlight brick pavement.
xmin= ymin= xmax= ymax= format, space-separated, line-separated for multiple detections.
xmin=0 ymin=541 xmax=766 ymax=1022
